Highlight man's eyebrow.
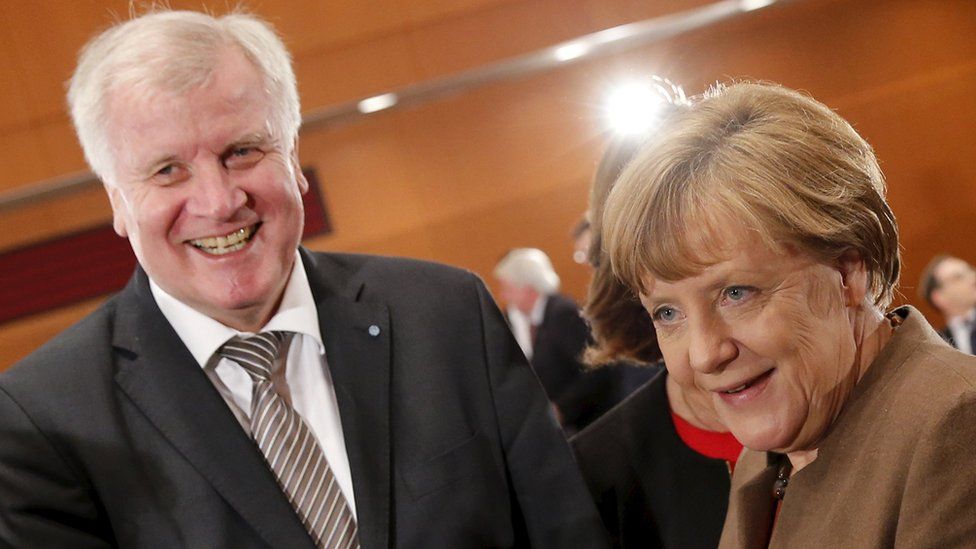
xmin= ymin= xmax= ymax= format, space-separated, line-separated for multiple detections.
xmin=230 ymin=131 xmax=274 ymax=145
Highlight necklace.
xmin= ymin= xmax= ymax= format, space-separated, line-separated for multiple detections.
xmin=773 ymin=459 xmax=792 ymax=500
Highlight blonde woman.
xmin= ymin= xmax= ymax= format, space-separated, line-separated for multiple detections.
xmin=602 ymin=82 xmax=976 ymax=547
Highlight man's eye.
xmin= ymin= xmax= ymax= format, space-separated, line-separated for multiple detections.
xmin=152 ymin=164 xmax=187 ymax=184
xmin=224 ymin=147 xmax=265 ymax=169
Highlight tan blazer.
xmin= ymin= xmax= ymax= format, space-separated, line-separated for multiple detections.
xmin=720 ymin=306 xmax=976 ymax=549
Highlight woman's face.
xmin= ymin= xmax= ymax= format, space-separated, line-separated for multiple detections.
xmin=640 ymin=233 xmax=866 ymax=454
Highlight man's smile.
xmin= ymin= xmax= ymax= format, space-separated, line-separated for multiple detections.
xmin=188 ymin=223 xmax=259 ymax=255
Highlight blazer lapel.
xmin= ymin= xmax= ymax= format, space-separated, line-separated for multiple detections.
xmin=111 ymin=270 xmax=315 ymax=548
xmin=303 ymin=250 xmax=392 ymax=549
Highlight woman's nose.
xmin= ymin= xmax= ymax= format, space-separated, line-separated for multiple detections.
xmin=687 ymin=316 xmax=738 ymax=374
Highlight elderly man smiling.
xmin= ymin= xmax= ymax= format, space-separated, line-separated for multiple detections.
xmin=0 ymin=10 xmax=607 ymax=548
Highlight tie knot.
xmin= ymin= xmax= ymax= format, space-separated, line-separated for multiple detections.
xmin=219 ymin=331 xmax=288 ymax=381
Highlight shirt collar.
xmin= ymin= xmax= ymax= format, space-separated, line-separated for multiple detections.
xmin=150 ymin=250 xmax=324 ymax=368
xmin=530 ymin=294 xmax=548 ymax=325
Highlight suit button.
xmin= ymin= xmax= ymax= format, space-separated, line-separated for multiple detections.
xmin=368 ymin=325 xmax=381 ymax=337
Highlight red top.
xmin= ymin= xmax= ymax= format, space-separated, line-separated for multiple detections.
xmin=671 ymin=411 xmax=743 ymax=472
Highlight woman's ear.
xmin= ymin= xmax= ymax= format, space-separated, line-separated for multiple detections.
xmin=837 ymin=249 xmax=869 ymax=306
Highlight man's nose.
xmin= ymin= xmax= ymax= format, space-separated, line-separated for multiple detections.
xmin=687 ymin=315 xmax=738 ymax=374
xmin=186 ymin=164 xmax=246 ymax=219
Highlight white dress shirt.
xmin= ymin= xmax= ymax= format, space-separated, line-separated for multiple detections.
xmin=150 ymin=251 xmax=357 ymax=518
xmin=947 ymin=308 xmax=976 ymax=355
xmin=506 ymin=294 xmax=548 ymax=360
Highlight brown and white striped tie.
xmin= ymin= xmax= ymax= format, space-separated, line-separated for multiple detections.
xmin=219 ymin=332 xmax=359 ymax=549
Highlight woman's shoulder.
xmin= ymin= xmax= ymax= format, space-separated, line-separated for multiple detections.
xmin=820 ymin=313 xmax=976 ymax=464
xmin=572 ymin=368 xmax=667 ymax=442
xmin=862 ymin=307 xmax=976 ymax=411
xmin=889 ymin=319 xmax=976 ymax=408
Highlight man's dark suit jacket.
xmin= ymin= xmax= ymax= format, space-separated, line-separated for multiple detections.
xmin=936 ymin=308 xmax=976 ymax=353
xmin=0 ymin=249 xmax=609 ymax=548
xmin=571 ymin=368 xmax=732 ymax=548
xmin=531 ymin=294 xmax=616 ymax=432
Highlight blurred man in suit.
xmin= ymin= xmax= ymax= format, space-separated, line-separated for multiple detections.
xmin=0 ymin=10 xmax=608 ymax=548
xmin=494 ymin=248 xmax=615 ymax=433
xmin=919 ymin=254 xmax=976 ymax=353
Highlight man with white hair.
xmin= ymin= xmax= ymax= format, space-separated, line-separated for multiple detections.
xmin=494 ymin=249 xmax=612 ymax=433
xmin=0 ymin=10 xmax=608 ymax=548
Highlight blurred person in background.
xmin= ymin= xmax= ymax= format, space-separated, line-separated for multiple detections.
xmin=0 ymin=9 xmax=609 ymax=547
xmin=602 ymin=81 xmax=976 ymax=548
xmin=918 ymin=254 xmax=976 ymax=353
xmin=571 ymin=83 xmax=742 ymax=549
xmin=494 ymin=248 xmax=616 ymax=433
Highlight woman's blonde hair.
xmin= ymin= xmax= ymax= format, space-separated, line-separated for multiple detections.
xmin=602 ymin=82 xmax=900 ymax=308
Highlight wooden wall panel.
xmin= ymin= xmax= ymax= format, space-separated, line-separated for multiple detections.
xmin=0 ymin=15 xmax=35 ymax=134
xmin=296 ymin=68 xmax=604 ymax=255
xmin=34 ymin=119 xmax=88 ymax=180
xmin=295 ymin=32 xmax=421 ymax=110
xmin=0 ymin=186 xmax=110 ymax=251
xmin=857 ymin=69 xmax=976 ymax=310
xmin=0 ymin=126 xmax=49 ymax=191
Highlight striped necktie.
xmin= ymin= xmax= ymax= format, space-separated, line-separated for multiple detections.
xmin=219 ymin=332 xmax=359 ymax=549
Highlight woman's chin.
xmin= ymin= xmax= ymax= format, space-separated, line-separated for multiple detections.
xmin=729 ymin=420 xmax=796 ymax=453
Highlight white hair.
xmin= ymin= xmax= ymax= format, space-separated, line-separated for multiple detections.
xmin=67 ymin=10 xmax=301 ymax=186
xmin=494 ymin=248 xmax=561 ymax=295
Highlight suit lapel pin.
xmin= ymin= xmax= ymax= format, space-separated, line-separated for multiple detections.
xmin=368 ymin=325 xmax=381 ymax=337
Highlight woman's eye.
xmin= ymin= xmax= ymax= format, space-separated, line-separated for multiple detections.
xmin=652 ymin=306 xmax=679 ymax=323
xmin=723 ymin=286 xmax=755 ymax=303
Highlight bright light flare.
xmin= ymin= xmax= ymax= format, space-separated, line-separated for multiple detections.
xmin=357 ymin=93 xmax=398 ymax=114
xmin=554 ymin=42 xmax=589 ymax=62
xmin=740 ymin=0 xmax=776 ymax=12
xmin=605 ymin=83 xmax=666 ymax=135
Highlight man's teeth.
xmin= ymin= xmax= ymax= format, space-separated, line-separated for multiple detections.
xmin=191 ymin=226 xmax=255 ymax=255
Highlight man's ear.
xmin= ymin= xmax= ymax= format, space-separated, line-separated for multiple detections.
xmin=104 ymin=184 xmax=129 ymax=238
xmin=291 ymin=139 xmax=308 ymax=194
xmin=837 ymin=249 xmax=869 ymax=306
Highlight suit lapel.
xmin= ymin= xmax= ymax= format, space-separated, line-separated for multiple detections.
xmin=303 ymin=250 xmax=392 ymax=549
xmin=111 ymin=270 xmax=315 ymax=548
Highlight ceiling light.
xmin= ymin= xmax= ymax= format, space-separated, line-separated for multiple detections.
xmin=357 ymin=93 xmax=398 ymax=114
xmin=605 ymin=82 xmax=665 ymax=135
xmin=554 ymin=42 xmax=589 ymax=62
xmin=740 ymin=0 xmax=776 ymax=12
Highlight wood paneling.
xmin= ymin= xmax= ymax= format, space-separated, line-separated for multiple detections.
xmin=2 ymin=0 xmax=976 ymax=368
